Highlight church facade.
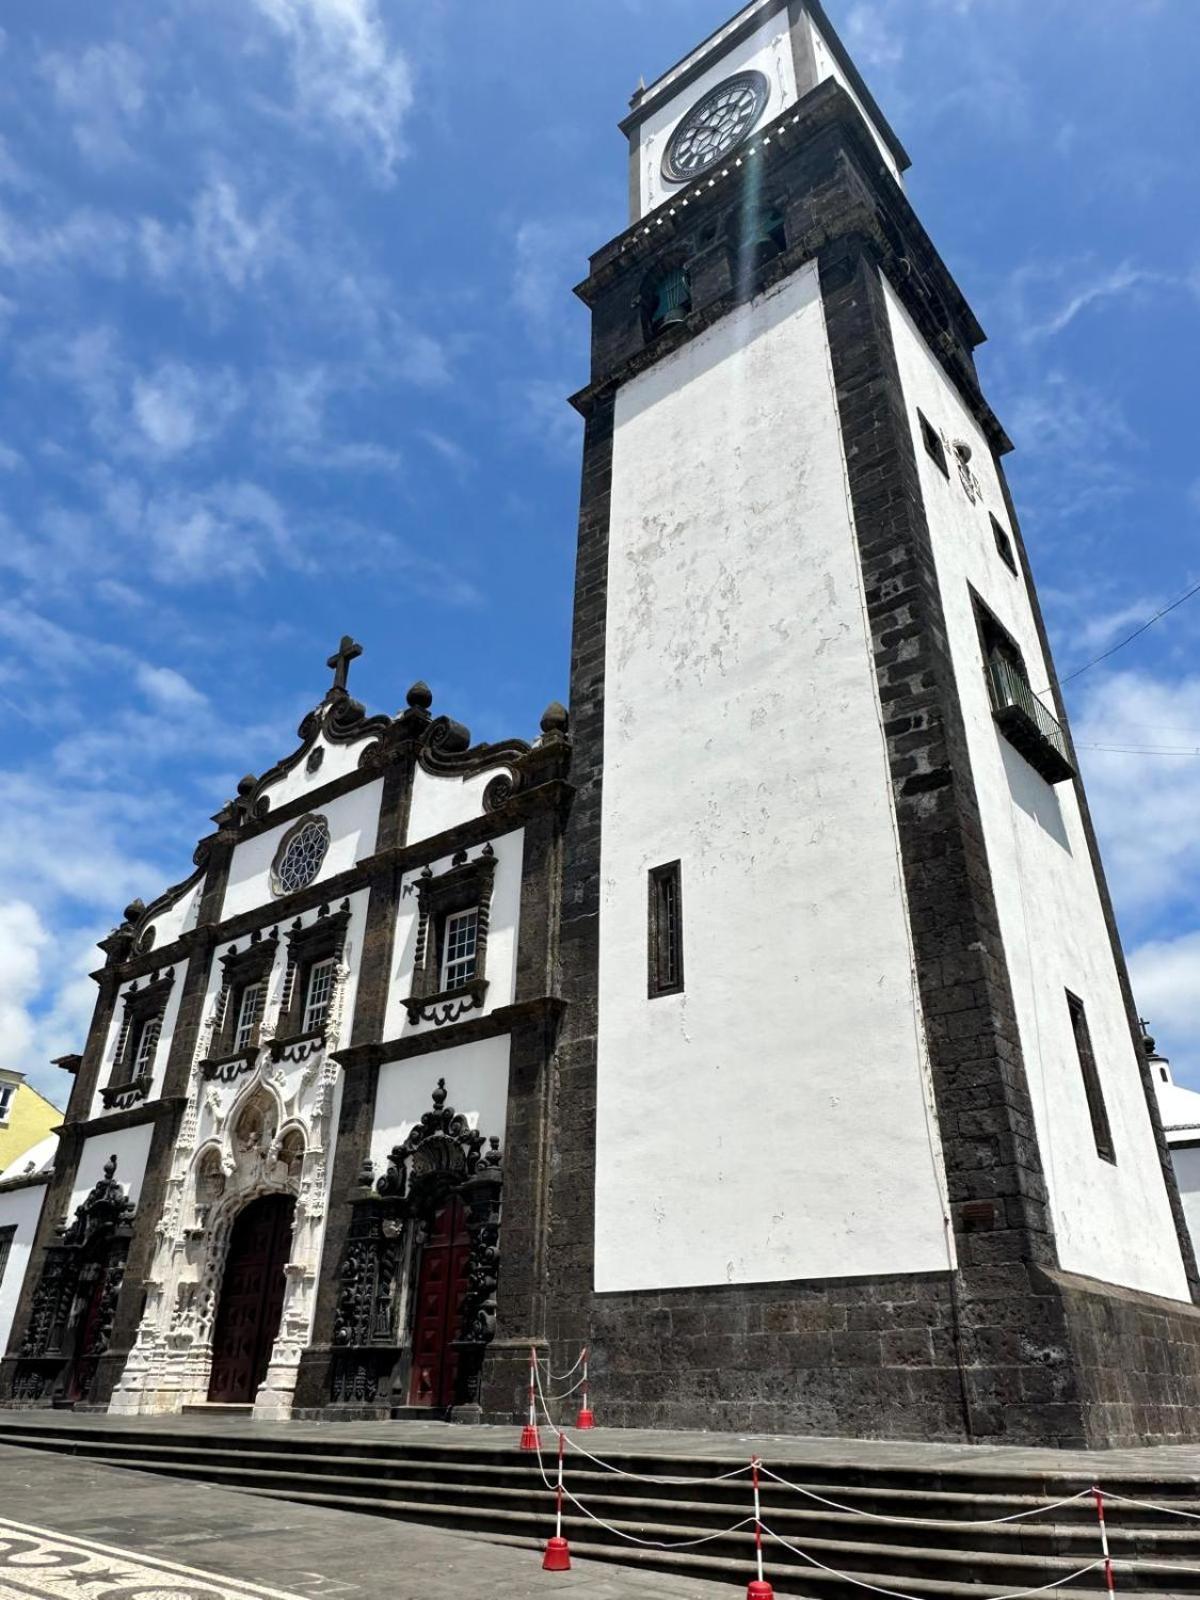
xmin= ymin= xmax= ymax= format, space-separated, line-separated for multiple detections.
xmin=6 ymin=0 xmax=1200 ymax=1447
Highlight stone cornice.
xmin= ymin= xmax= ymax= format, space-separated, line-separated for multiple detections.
xmin=65 ymin=1095 xmax=188 ymax=1140
xmin=332 ymin=996 xmax=566 ymax=1073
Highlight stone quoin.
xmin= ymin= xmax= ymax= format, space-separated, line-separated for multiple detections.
xmin=3 ymin=0 xmax=1199 ymax=1447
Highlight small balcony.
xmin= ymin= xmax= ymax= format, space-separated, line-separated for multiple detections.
xmin=987 ymin=651 xmax=1075 ymax=785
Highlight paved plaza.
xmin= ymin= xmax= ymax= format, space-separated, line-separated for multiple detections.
xmin=0 ymin=1443 xmax=736 ymax=1600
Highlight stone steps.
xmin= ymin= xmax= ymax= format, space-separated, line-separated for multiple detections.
xmin=2 ymin=1415 xmax=1199 ymax=1599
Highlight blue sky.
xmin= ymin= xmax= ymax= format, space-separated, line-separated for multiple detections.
xmin=0 ymin=0 xmax=1197 ymax=1102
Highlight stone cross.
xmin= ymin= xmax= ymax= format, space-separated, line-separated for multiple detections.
xmin=327 ymin=635 xmax=363 ymax=693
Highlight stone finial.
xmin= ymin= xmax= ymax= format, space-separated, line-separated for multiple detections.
xmin=236 ymin=774 xmax=256 ymax=797
xmin=407 ymin=681 xmax=433 ymax=711
xmin=122 ymin=897 xmax=146 ymax=927
xmin=540 ymin=700 xmax=569 ymax=737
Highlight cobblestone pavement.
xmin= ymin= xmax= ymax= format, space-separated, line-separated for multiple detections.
xmin=0 ymin=1445 xmax=737 ymax=1600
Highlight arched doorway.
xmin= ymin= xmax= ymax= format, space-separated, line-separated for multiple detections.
xmin=208 ymin=1194 xmax=295 ymax=1404
xmin=407 ymin=1195 xmax=471 ymax=1409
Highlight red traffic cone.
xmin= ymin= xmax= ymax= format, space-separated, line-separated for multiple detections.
xmin=520 ymin=1422 xmax=542 ymax=1451
xmin=575 ymin=1406 xmax=595 ymax=1428
xmin=746 ymin=1583 xmax=773 ymax=1600
xmin=543 ymin=1537 xmax=571 ymax=1572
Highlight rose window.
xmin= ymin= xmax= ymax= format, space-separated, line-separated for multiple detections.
xmin=272 ymin=816 xmax=330 ymax=896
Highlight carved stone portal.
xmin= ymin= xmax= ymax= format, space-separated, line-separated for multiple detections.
xmin=328 ymin=1080 xmax=503 ymax=1417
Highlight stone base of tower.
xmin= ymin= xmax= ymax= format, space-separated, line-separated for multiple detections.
xmin=511 ymin=1266 xmax=1200 ymax=1449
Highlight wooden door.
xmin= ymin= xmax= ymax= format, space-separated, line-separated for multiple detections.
xmin=407 ymin=1196 xmax=471 ymax=1409
xmin=208 ymin=1194 xmax=295 ymax=1404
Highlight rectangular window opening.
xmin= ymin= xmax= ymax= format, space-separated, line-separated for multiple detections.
xmin=441 ymin=907 xmax=479 ymax=993
xmin=133 ymin=1016 xmax=162 ymax=1080
xmin=0 ymin=1225 xmax=14 ymax=1289
xmin=0 ymin=1084 xmax=14 ymax=1125
xmin=648 ymin=861 xmax=684 ymax=998
xmin=991 ymin=515 xmax=1019 ymax=575
xmin=303 ymin=957 xmax=337 ymax=1035
xmin=234 ymin=981 xmax=266 ymax=1052
xmin=1067 ymin=991 xmax=1115 ymax=1164
xmin=918 ymin=410 xmax=949 ymax=476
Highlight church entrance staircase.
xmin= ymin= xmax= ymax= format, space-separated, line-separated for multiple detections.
xmin=4 ymin=1413 xmax=1200 ymax=1597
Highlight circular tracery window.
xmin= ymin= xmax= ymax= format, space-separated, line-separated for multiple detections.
xmin=271 ymin=814 xmax=330 ymax=896
xmin=661 ymin=71 xmax=770 ymax=184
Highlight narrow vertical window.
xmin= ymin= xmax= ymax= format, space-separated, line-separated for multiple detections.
xmin=133 ymin=1016 xmax=162 ymax=1080
xmin=0 ymin=1083 xmax=14 ymax=1125
xmin=918 ymin=410 xmax=949 ymax=476
xmin=441 ymin=907 xmax=479 ymax=992
xmin=234 ymin=981 xmax=266 ymax=1052
xmin=303 ymin=957 xmax=337 ymax=1034
xmin=991 ymin=515 xmax=1019 ymax=575
xmin=648 ymin=861 xmax=684 ymax=998
xmin=1067 ymin=991 xmax=1115 ymax=1164
xmin=0 ymin=1225 xmax=14 ymax=1289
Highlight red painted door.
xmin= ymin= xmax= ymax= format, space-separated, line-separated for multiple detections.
xmin=408 ymin=1197 xmax=471 ymax=1409
xmin=208 ymin=1194 xmax=295 ymax=1404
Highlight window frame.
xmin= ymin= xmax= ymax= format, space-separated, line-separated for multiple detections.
xmin=102 ymin=967 xmax=175 ymax=1107
xmin=233 ymin=979 xmax=267 ymax=1053
xmin=403 ymin=846 xmax=497 ymax=1026
xmin=277 ymin=902 xmax=352 ymax=1042
xmin=991 ymin=514 xmax=1019 ymax=576
xmin=302 ymin=956 xmax=338 ymax=1036
xmin=0 ymin=1083 xmax=14 ymax=1126
xmin=132 ymin=1015 xmax=162 ymax=1079
xmin=440 ymin=906 xmax=480 ymax=993
xmin=648 ymin=860 xmax=685 ymax=999
xmin=0 ymin=1225 xmax=14 ymax=1290
xmin=1066 ymin=990 xmax=1116 ymax=1164
xmin=918 ymin=410 xmax=949 ymax=477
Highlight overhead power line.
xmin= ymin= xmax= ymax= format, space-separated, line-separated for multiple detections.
xmin=1058 ymin=577 xmax=1200 ymax=688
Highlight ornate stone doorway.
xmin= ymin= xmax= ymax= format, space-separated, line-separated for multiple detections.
xmin=407 ymin=1195 xmax=471 ymax=1408
xmin=208 ymin=1194 xmax=296 ymax=1404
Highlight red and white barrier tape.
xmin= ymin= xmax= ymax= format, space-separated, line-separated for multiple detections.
xmin=529 ymin=1426 xmax=756 ymax=1549
xmin=532 ymin=1363 xmax=751 ymax=1485
xmin=759 ymin=1525 xmax=1105 ymax=1600
xmin=538 ymin=1346 xmax=588 ymax=1384
xmin=758 ymin=1465 xmax=1095 ymax=1527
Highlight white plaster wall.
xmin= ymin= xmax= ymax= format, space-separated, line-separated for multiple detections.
xmin=89 ymin=958 xmax=191 ymax=1121
xmin=260 ymin=733 xmax=371 ymax=813
xmin=595 ymin=263 xmax=949 ymax=1294
xmin=142 ymin=876 xmax=202 ymax=951
xmin=370 ymin=1035 xmax=511 ymax=1175
xmin=222 ymin=779 xmax=383 ymax=922
xmin=805 ymin=12 xmax=901 ymax=182
xmin=881 ymin=274 xmax=1190 ymax=1302
xmin=384 ymin=832 xmax=524 ymax=1041
xmin=407 ymin=767 xmax=514 ymax=849
xmin=637 ymin=8 xmax=797 ymax=217
xmin=0 ymin=1182 xmax=48 ymax=1357
xmin=70 ymin=1123 xmax=153 ymax=1215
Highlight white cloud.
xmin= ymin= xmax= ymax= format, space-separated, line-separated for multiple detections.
xmin=1128 ymin=930 xmax=1200 ymax=1071
xmin=511 ymin=219 xmax=596 ymax=346
xmin=1021 ymin=261 xmax=1180 ymax=343
xmin=0 ymin=203 xmax=129 ymax=276
xmin=135 ymin=663 xmax=209 ymax=712
xmin=248 ymin=0 xmax=414 ymax=181
xmin=0 ymin=900 xmax=51 ymax=1064
xmin=40 ymin=41 xmax=146 ymax=168
xmin=508 ymin=377 xmax=583 ymax=463
xmin=1075 ymin=670 xmax=1200 ymax=913
xmin=140 ymin=177 xmax=290 ymax=295
xmin=131 ymin=361 xmax=244 ymax=456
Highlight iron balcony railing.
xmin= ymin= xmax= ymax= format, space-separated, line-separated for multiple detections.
xmin=987 ymin=650 xmax=1075 ymax=785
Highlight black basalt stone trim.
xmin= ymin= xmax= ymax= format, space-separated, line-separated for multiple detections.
xmin=68 ymin=1096 xmax=187 ymax=1140
xmin=334 ymin=997 xmax=565 ymax=1073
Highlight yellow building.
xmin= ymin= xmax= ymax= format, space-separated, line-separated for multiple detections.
xmin=0 ymin=1071 xmax=61 ymax=1172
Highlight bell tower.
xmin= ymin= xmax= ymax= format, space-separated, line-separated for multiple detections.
xmin=534 ymin=0 xmax=1200 ymax=1446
